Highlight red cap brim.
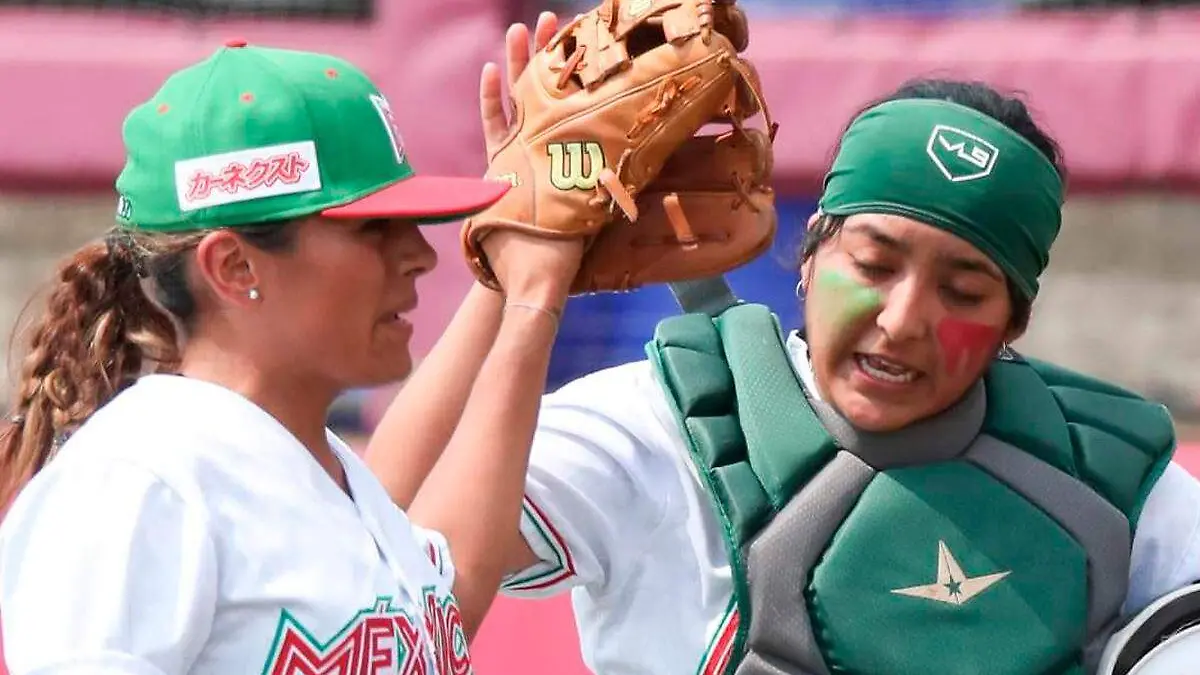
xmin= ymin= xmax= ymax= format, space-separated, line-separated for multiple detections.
xmin=321 ymin=175 xmax=509 ymax=222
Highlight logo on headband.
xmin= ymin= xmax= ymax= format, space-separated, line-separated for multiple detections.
xmin=926 ymin=125 xmax=999 ymax=183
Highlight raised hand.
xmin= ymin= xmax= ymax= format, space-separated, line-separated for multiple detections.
xmin=475 ymin=12 xmax=582 ymax=310
xmin=479 ymin=12 xmax=560 ymax=160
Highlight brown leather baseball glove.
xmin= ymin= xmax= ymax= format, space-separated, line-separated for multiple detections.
xmin=461 ymin=0 xmax=774 ymax=293
xmin=573 ymin=55 xmax=775 ymax=293
xmin=572 ymin=124 xmax=775 ymax=293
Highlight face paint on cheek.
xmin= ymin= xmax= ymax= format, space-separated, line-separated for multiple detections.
xmin=813 ymin=270 xmax=883 ymax=331
xmin=936 ymin=318 xmax=1002 ymax=376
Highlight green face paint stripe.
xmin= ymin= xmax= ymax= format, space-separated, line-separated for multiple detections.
xmin=815 ymin=269 xmax=883 ymax=329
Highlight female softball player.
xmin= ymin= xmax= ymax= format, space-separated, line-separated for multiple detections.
xmin=0 ymin=38 xmax=581 ymax=674
xmin=368 ymin=13 xmax=1200 ymax=674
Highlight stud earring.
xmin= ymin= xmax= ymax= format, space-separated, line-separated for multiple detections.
xmin=248 ymin=288 xmax=260 ymax=301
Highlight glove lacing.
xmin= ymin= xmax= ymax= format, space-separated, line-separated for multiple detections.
xmin=655 ymin=55 xmax=777 ymax=252
xmin=550 ymin=0 xmax=777 ymax=252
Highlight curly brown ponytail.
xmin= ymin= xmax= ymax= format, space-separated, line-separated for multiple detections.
xmin=0 ymin=220 xmax=297 ymax=510
xmin=0 ymin=231 xmax=190 ymax=509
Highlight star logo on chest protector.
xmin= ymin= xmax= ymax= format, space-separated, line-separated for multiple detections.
xmin=890 ymin=540 xmax=1011 ymax=606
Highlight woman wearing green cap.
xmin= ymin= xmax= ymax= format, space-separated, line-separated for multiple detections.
xmin=0 ymin=37 xmax=582 ymax=674
xmin=367 ymin=16 xmax=1200 ymax=675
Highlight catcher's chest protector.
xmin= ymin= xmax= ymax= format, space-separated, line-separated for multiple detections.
xmin=645 ymin=304 xmax=1176 ymax=675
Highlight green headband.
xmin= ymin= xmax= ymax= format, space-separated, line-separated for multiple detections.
xmin=818 ymin=98 xmax=1064 ymax=299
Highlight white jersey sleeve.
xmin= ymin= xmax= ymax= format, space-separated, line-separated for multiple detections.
xmin=1126 ymin=461 xmax=1200 ymax=614
xmin=0 ymin=458 xmax=218 ymax=675
xmin=502 ymin=361 xmax=684 ymax=597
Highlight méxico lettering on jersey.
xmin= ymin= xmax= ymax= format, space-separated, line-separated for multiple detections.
xmin=262 ymin=589 xmax=471 ymax=675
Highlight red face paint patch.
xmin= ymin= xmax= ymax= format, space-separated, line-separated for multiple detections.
xmin=937 ymin=318 xmax=1001 ymax=376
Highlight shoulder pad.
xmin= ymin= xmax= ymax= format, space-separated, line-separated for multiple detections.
xmin=984 ymin=353 xmax=1176 ymax=525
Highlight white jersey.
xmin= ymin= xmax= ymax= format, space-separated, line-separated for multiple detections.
xmin=503 ymin=333 xmax=1200 ymax=675
xmin=0 ymin=374 xmax=471 ymax=675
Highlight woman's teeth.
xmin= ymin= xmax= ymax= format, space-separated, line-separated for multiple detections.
xmin=856 ymin=354 xmax=917 ymax=383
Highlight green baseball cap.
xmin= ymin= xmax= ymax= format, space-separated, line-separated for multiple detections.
xmin=115 ymin=40 xmax=508 ymax=232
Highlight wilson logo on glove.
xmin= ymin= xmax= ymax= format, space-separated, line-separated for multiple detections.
xmin=462 ymin=0 xmax=778 ymax=295
xmin=548 ymin=141 xmax=607 ymax=191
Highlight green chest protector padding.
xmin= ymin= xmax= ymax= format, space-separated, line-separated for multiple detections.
xmin=645 ymin=303 xmax=1176 ymax=675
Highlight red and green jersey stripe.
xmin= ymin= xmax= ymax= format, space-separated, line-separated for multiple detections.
xmin=501 ymin=495 xmax=578 ymax=593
